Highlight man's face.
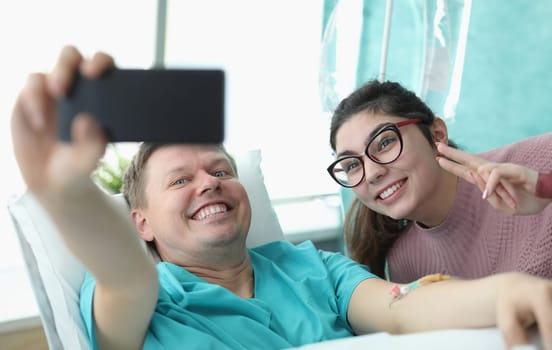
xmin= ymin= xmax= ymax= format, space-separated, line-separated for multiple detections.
xmin=133 ymin=145 xmax=252 ymax=263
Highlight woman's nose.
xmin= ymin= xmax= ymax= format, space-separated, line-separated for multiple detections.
xmin=364 ymin=158 xmax=387 ymax=184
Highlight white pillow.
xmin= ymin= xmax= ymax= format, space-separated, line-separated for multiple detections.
xmin=239 ymin=149 xmax=285 ymax=247
xmin=7 ymin=149 xmax=283 ymax=350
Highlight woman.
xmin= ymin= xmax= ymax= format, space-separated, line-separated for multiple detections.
xmin=327 ymin=79 xmax=552 ymax=282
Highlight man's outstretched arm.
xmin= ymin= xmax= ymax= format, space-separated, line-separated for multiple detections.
xmin=11 ymin=45 xmax=158 ymax=350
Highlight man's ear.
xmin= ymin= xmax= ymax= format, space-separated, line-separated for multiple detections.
xmin=430 ymin=117 xmax=449 ymax=145
xmin=131 ymin=209 xmax=155 ymax=242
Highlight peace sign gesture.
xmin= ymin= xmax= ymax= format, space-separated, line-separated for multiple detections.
xmin=435 ymin=142 xmax=551 ymax=215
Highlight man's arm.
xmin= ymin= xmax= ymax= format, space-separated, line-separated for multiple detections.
xmin=11 ymin=46 xmax=158 ymax=350
xmin=46 ymin=183 xmax=158 ymax=350
xmin=347 ymin=273 xmax=552 ymax=349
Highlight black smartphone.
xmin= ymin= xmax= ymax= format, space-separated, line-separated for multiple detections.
xmin=57 ymin=68 xmax=225 ymax=143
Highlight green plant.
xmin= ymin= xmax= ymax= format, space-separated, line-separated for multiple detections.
xmin=93 ymin=144 xmax=130 ymax=194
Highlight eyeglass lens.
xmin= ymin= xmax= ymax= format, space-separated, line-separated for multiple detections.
xmin=330 ymin=128 xmax=402 ymax=187
xmin=367 ymin=128 xmax=402 ymax=163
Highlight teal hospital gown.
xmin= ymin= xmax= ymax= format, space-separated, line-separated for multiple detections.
xmin=80 ymin=240 xmax=376 ymax=349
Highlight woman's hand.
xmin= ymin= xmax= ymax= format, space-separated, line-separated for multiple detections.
xmin=11 ymin=45 xmax=114 ymax=196
xmin=436 ymin=142 xmax=550 ymax=215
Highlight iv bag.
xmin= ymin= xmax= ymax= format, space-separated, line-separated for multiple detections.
xmin=319 ymin=0 xmax=472 ymax=122
xmin=319 ymin=0 xmax=364 ymax=113
xmin=419 ymin=0 xmax=472 ymax=122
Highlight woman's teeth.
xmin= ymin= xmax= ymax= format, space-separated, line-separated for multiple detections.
xmin=379 ymin=181 xmax=404 ymax=200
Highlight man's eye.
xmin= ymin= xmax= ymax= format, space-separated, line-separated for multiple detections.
xmin=173 ymin=178 xmax=187 ymax=185
xmin=214 ymin=170 xmax=230 ymax=178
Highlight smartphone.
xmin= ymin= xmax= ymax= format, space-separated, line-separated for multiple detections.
xmin=57 ymin=68 xmax=225 ymax=143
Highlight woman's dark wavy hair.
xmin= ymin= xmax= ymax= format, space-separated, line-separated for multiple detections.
xmin=329 ymin=79 xmax=456 ymax=278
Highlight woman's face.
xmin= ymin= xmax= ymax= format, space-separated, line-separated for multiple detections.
xmin=334 ymin=112 xmax=448 ymax=223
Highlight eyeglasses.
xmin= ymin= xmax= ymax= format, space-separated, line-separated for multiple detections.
xmin=327 ymin=118 xmax=423 ymax=188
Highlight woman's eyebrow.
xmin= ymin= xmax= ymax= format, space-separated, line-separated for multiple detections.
xmin=367 ymin=122 xmax=390 ymax=140
xmin=335 ymin=150 xmax=358 ymax=158
xmin=335 ymin=122 xmax=390 ymax=158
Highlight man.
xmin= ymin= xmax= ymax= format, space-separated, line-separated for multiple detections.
xmin=11 ymin=46 xmax=552 ymax=350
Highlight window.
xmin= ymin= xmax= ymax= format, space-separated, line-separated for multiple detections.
xmin=0 ymin=0 xmax=157 ymax=323
xmin=164 ymin=0 xmax=337 ymax=199
xmin=0 ymin=0 xmax=342 ymax=324
xmin=163 ymin=0 xmax=343 ymax=247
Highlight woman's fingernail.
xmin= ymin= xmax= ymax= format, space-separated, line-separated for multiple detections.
xmin=482 ymin=189 xmax=488 ymax=199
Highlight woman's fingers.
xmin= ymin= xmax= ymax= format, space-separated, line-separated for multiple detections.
xmin=493 ymin=183 xmax=517 ymax=209
xmin=436 ymin=142 xmax=486 ymax=169
xmin=473 ymin=169 xmax=516 ymax=208
xmin=436 ymin=156 xmax=477 ymax=184
xmin=482 ymin=166 xmax=503 ymax=199
xmin=436 ymin=142 xmax=490 ymax=185
xmin=483 ymin=163 xmax=539 ymax=195
xmin=468 ymin=170 xmax=486 ymax=192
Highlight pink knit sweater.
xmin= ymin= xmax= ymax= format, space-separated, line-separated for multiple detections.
xmin=387 ymin=133 xmax=552 ymax=283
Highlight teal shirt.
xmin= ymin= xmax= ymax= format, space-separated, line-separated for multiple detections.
xmin=80 ymin=240 xmax=376 ymax=349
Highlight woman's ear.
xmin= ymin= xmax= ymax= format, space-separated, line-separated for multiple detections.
xmin=430 ymin=117 xmax=449 ymax=145
xmin=131 ymin=209 xmax=155 ymax=242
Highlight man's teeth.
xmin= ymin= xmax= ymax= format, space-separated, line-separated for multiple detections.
xmin=379 ymin=181 xmax=404 ymax=200
xmin=195 ymin=204 xmax=227 ymax=220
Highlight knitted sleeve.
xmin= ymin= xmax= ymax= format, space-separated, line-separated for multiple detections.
xmin=536 ymin=172 xmax=552 ymax=198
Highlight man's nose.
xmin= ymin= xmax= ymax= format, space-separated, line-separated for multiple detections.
xmin=197 ymin=171 xmax=221 ymax=194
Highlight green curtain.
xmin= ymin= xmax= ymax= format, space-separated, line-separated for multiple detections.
xmin=449 ymin=1 xmax=552 ymax=152
xmin=322 ymin=0 xmax=552 ymax=151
